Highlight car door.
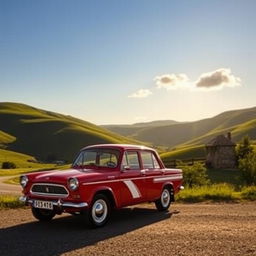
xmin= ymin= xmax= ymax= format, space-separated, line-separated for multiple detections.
xmin=140 ymin=150 xmax=164 ymax=201
xmin=119 ymin=150 xmax=146 ymax=206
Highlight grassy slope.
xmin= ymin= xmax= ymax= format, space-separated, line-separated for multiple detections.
xmin=102 ymin=120 xmax=180 ymax=136
xmin=0 ymin=148 xmax=39 ymax=167
xmin=0 ymin=102 xmax=143 ymax=162
xmin=104 ymin=106 xmax=256 ymax=148
xmin=0 ymin=148 xmax=59 ymax=176
xmin=134 ymin=107 xmax=256 ymax=147
xmin=160 ymin=145 xmax=206 ymax=161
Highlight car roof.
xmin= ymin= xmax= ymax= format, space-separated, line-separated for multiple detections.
xmin=81 ymin=144 xmax=154 ymax=151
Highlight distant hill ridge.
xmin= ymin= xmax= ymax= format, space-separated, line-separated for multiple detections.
xmin=0 ymin=102 xmax=143 ymax=162
xmin=102 ymin=120 xmax=181 ymax=136
xmin=103 ymin=106 xmax=256 ymax=148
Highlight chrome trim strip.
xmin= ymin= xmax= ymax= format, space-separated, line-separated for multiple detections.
xmin=82 ymin=175 xmax=183 ymax=185
xmin=30 ymin=183 xmax=69 ymax=198
xmin=62 ymin=202 xmax=88 ymax=208
xmin=154 ymin=175 xmax=183 ymax=182
xmin=19 ymin=196 xmax=88 ymax=208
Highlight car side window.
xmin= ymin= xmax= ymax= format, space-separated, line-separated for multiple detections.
xmin=122 ymin=151 xmax=140 ymax=170
xmin=99 ymin=152 xmax=118 ymax=167
xmin=141 ymin=151 xmax=161 ymax=169
xmin=83 ymin=151 xmax=97 ymax=165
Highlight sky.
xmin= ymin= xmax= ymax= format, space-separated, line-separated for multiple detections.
xmin=0 ymin=0 xmax=256 ymax=124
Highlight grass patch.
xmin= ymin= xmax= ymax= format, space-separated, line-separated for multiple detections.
xmin=176 ymin=184 xmax=240 ymax=203
xmin=0 ymin=164 xmax=70 ymax=177
xmin=0 ymin=195 xmax=24 ymax=209
xmin=241 ymin=186 xmax=256 ymax=200
xmin=0 ymin=167 xmax=54 ymax=176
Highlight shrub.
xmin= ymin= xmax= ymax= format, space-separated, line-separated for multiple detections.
xmin=180 ymin=162 xmax=209 ymax=188
xmin=238 ymin=152 xmax=256 ymax=185
xmin=241 ymin=186 xmax=256 ymax=200
xmin=1 ymin=161 xmax=16 ymax=169
xmin=236 ymin=136 xmax=254 ymax=160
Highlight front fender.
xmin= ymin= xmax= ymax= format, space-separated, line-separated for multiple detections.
xmin=87 ymin=185 xmax=119 ymax=208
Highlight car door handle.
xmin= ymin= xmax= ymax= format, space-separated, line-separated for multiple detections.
xmin=141 ymin=169 xmax=148 ymax=175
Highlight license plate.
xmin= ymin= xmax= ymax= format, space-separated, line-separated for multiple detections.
xmin=34 ymin=200 xmax=53 ymax=210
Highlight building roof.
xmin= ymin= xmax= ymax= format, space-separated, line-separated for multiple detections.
xmin=206 ymin=134 xmax=236 ymax=147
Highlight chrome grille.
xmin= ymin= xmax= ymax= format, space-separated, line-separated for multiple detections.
xmin=31 ymin=183 xmax=69 ymax=197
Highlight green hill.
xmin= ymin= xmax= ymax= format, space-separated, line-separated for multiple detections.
xmin=0 ymin=148 xmax=52 ymax=168
xmin=160 ymin=145 xmax=206 ymax=161
xmin=102 ymin=120 xmax=180 ymax=136
xmin=0 ymin=102 xmax=143 ymax=162
xmin=104 ymin=106 xmax=256 ymax=148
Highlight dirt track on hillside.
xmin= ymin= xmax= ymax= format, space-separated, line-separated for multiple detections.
xmin=0 ymin=176 xmax=21 ymax=195
xmin=0 ymin=203 xmax=256 ymax=256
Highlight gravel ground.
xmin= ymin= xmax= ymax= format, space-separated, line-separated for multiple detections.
xmin=0 ymin=203 xmax=256 ymax=256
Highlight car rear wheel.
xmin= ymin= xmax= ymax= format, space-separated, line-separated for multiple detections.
xmin=87 ymin=194 xmax=110 ymax=228
xmin=155 ymin=188 xmax=171 ymax=211
xmin=32 ymin=207 xmax=56 ymax=221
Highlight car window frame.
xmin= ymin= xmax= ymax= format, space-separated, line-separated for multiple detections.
xmin=121 ymin=150 xmax=141 ymax=171
xmin=140 ymin=150 xmax=161 ymax=170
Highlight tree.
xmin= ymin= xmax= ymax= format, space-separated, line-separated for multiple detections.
xmin=238 ymin=151 xmax=256 ymax=186
xmin=181 ymin=162 xmax=209 ymax=188
xmin=236 ymin=136 xmax=254 ymax=160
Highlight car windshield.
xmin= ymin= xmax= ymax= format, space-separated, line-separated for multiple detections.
xmin=73 ymin=148 xmax=120 ymax=168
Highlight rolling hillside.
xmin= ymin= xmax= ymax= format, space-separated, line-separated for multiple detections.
xmin=160 ymin=145 xmax=206 ymax=162
xmin=102 ymin=120 xmax=180 ymax=136
xmin=0 ymin=102 xmax=143 ymax=162
xmin=104 ymin=106 xmax=256 ymax=148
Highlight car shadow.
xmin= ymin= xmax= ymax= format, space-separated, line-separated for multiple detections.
xmin=0 ymin=207 xmax=177 ymax=256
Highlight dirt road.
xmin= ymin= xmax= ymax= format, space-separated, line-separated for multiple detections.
xmin=0 ymin=176 xmax=21 ymax=195
xmin=0 ymin=203 xmax=255 ymax=256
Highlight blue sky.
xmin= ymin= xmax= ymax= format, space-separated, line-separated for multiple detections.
xmin=0 ymin=0 xmax=255 ymax=124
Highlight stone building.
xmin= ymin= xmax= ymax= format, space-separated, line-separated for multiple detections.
xmin=205 ymin=132 xmax=237 ymax=169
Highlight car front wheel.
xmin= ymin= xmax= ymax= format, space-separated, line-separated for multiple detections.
xmin=32 ymin=208 xmax=56 ymax=221
xmin=87 ymin=194 xmax=110 ymax=228
xmin=155 ymin=188 xmax=171 ymax=211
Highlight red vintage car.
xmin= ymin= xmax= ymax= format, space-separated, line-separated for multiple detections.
xmin=20 ymin=144 xmax=183 ymax=227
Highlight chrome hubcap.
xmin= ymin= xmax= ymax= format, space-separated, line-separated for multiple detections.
xmin=95 ymin=203 xmax=104 ymax=215
xmin=161 ymin=189 xmax=170 ymax=207
xmin=92 ymin=199 xmax=108 ymax=224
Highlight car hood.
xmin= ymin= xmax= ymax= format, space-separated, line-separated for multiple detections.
xmin=31 ymin=168 xmax=103 ymax=184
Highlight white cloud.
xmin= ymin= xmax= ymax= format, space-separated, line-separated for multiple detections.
xmin=128 ymin=68 xmax=241 ymax=98
xmin=195 ymin=68 xmax=241 ymax=89
xmin=128 ymin=89 xmax=152 ymax=98
xmin=154 ymin=73 xmax=189 ymax=90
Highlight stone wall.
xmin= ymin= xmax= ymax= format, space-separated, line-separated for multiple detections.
xmin=206 ymin=146 xmax=236 ymax=169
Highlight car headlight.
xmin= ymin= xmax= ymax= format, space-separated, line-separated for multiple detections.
xmin=68 ymin=177 xmax=79 ymax=191
xmin=20 ymin=175 xmax=28 ymax=188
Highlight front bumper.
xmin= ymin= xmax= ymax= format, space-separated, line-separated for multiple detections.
xmin=19 ymin=196 xmax=88 ymax=209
